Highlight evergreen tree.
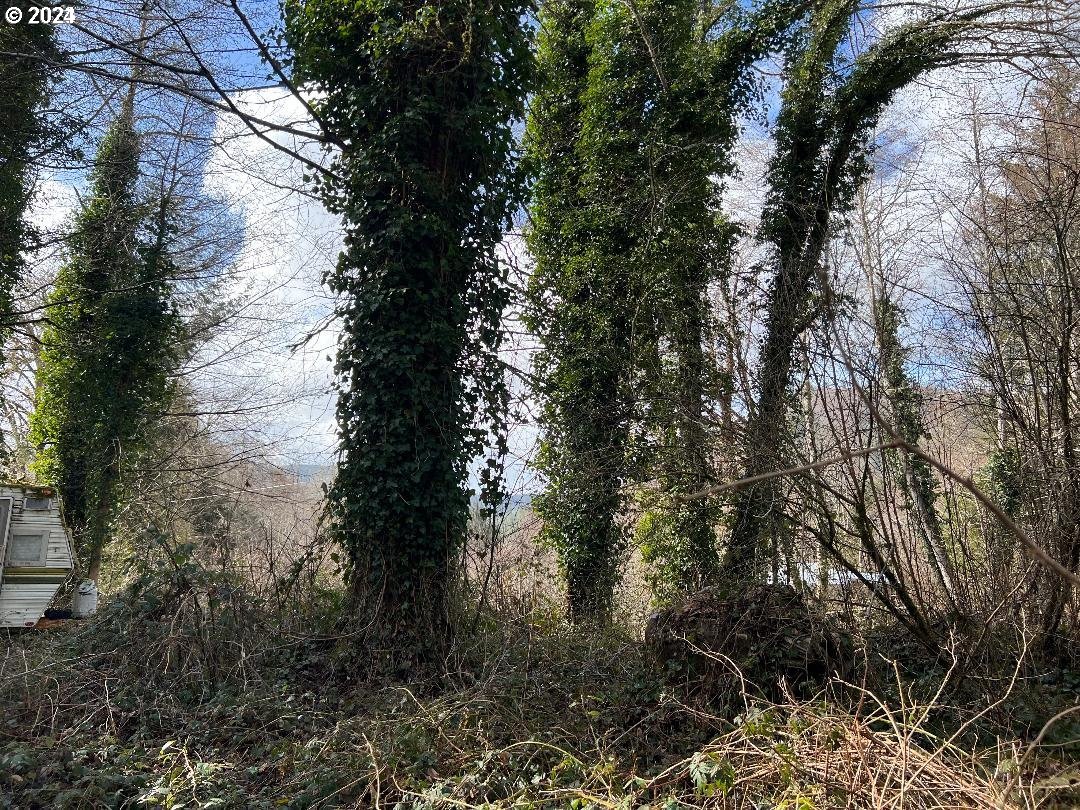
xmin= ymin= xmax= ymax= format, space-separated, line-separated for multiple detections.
xmin=286 ymin=0 xmax=533 ymax=658
xmin=30 ymin=98 xmax=179 ymax=581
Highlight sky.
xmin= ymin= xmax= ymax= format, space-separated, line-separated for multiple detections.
xmin=23 ymin=86 xmax=341 ymax=471
xmin=198 ymin=90 xmax=544 ymax=491
xmin=20 ymin=2 xmax=1042 ymax=489
xmin=199 ymin=88 xmax=341 ymax=469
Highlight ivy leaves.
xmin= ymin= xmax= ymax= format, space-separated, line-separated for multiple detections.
xmin=30 ymin=104 xmax=181 ymax=573
xmin=287 ymin=1 xmax=533 ymax=651
xmin=526 ymin=0 xmax=817 ymax=614
xmin=0 ymin=8 xmax=62 ymax=450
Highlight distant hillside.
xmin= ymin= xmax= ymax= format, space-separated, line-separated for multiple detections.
xmin=291 ymin=464 xmax=334 ymax=483
xmin=469 ymin=492 xmax=534 ymax=510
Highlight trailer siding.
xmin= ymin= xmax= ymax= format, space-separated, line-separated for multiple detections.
xmin=0 ymin=583 xmax=65 ymax=627
xmin=0 ymin=484 xmax=75 ymax=628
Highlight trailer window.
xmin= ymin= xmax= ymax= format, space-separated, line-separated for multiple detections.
xmin=22 ymin=496 xmax=51 ymax=511
xmin=5 ymin=532 xmax=48 ymax=567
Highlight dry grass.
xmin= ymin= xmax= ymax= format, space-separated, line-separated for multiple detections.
xmin=1 ymin=580 xmax=1077 ymax=809
xmin=379 ymin=679 xmax=1074 ymax=809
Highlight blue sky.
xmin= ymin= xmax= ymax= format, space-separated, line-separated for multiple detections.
xmin=27 ymin=1 xmax=1024 ymax=485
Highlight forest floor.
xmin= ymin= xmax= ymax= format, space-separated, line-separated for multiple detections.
xmin=1 ymin=580 xmax=1078 ymax=809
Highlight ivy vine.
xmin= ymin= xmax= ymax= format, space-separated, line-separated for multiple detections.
xmin=0 ymin=8 xmax=61 ymax=454
xmin=30 ymin=100 xmax=180 ymax=580
xmin=286 ymin=0 xmax=533 ymax=655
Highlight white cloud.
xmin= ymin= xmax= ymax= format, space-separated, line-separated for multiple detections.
xmin=190 ymin=88 xmax=342 ymax=468
xmin=16 ymin=91 xmax=342 ymax=471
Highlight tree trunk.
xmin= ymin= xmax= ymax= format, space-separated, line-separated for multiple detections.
xmin=723 ymin=252 xmax=814 ymax=583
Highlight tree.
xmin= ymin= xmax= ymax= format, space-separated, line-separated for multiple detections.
xmin=286 ymin=0 xmax=533 ymax=659
xmin=628 ymin=0 xmax=735 ymax=602
xmin=526 ymin=0 xmax=813 ymax=616
xmin=852 ymin=184 xmax=961 ymax=613
xmin=636 ymin=0 xmax=818 ymax=599
xmin=722 ymin=2 xmax=985 ymax=583
xmin=950 ymin=72 xmax=1080 ymax=648
xmin=29 ymin=95 xmax=180 ymax=581
xmin=524 ymin=0 xmax=623 ymax=623
xmin=0 ymin=6 xmax=61 ymax=450
xmin=528 ymin=0 xmax=725 ymax=621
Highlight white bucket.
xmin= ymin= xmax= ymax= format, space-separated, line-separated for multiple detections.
xmin=72 ymin=580 xmax=98 ymax=618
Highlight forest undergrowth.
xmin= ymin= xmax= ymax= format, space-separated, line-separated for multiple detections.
xmin=4 ymin=2 xmax=1080 ymax=809
xmin=1 ymin=564 xmax=1078 ymax=810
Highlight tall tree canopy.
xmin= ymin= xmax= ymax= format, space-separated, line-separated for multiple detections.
xmin=286 ymin=0 xmax=533 ymax=659
xmin=0 ymin=6 xmax=61 ymax=448
xmin=30 ymin=97 xmax=180 ymax=581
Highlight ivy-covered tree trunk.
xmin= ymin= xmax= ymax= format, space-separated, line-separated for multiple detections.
xmin=525 ymin=0 xmax=626 ymax=624
xmin=527 ymin=0 xmax=720 ymax=620
xmin=641 ymin=0 xmax=824 ymax=597
xmin=722 ymin=1 xmax=980 ymax=583
xmin=30 ymin=97 xmax=179 ymax=578
xmin=634 ymin=0 xmax=727 ymax=599
xmin=872 ymin=295 xmax=961 ymax=613
xmin=853 ymin=185 xmax=961 ymax=612
xmin=0 ymin=8 xmax=59 ymax=451
xmin=527 ymin=0 xmax=811 ymax=615
xmin=287 ymin=1 xmax=531 ymax=657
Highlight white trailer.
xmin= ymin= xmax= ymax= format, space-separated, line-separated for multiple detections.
xmin=0 ymin=482 xmax=75 ymax=628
